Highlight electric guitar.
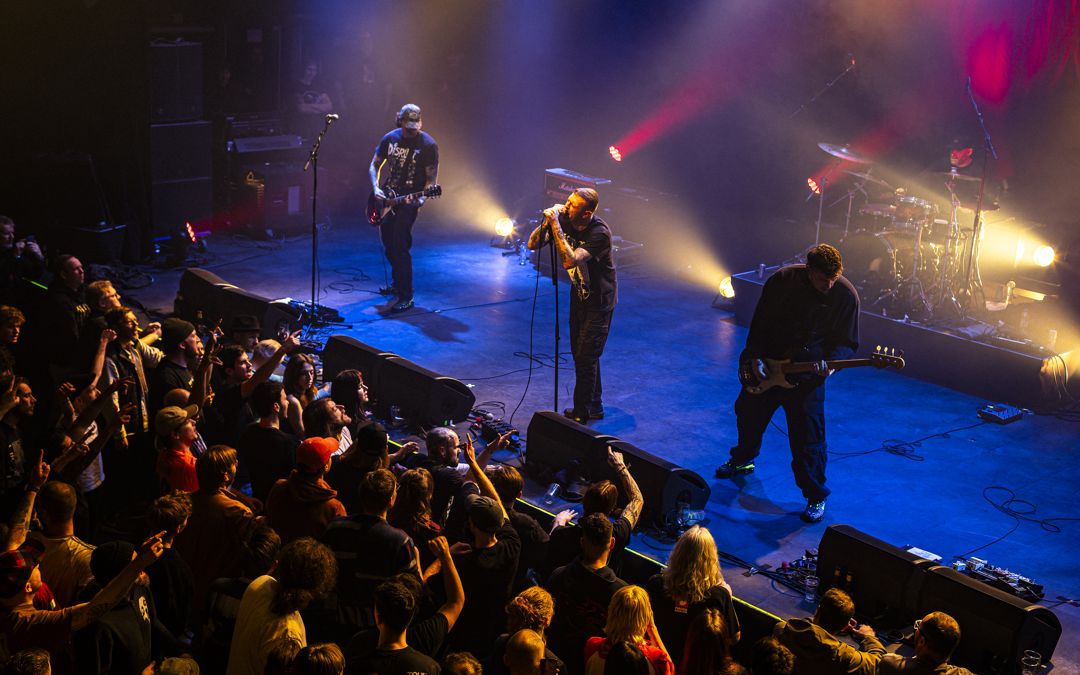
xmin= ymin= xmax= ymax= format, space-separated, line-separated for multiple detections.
xmin=739 ymin=346 xmax=905 ymax=394
xmin=367 ymin=184 xmax=442 ymax=227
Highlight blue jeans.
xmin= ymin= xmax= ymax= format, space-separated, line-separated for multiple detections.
xmin=569 ymin=301 xmax=613 ymax=415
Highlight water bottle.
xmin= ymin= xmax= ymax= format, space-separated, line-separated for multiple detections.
xmin=542 ymin=483 xmax=560 ymax=506
xmin=518 ymin=241 xmax=530 ymax=266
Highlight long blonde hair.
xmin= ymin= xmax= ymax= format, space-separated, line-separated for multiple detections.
xmin=604 ymin=585 xmax=654 ymax=644
xmin=662 ymin=525 xmax=724 ymax=604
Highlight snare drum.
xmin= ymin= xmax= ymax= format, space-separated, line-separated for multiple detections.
xmin=856 ymin=203 xmax=896 ymax=232
xmin=893 ymin=195 xmax=937 ymax=231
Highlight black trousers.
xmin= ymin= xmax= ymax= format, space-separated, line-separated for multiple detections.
xmin=568 ymin=300 xmax=613 ymax=415
xmin=730 ymin=378 xmax=830 ymax=502
xmin=380 ymin=203 xmax=419 ymax=300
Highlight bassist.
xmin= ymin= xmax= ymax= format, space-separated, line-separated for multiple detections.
xmin=368 ymin=103 xmax=439 ymax=312
xmin=715 ymin=244 xmax=859 ymax=523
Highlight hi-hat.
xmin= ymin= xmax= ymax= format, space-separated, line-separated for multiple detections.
xmin=818 ymin=142 xmax=871 ymax=164
xmin=845 ymin=170 xmax=890 ymax=188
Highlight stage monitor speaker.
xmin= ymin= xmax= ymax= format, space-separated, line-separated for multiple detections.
xmin=175 ymin=268 xmax=229 ymax=325
xmin=375 ymin=356 xmax=475 ymax=427
xmin=321 ymin=335 xmax=396 ymax=393
xmin=524 ymin=411 xmax=618 ymax=485
xmin=817 ymin=525 xmax=935 ymax=626
xmin=212 ymin=285 xmax=302 ymax=340
xmin=918 ymin=566 xmax=1061 ymax=672
xmin=606 ymin=439 xmax=710 ymax=527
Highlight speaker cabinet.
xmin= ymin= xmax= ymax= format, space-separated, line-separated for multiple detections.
xmin=172 ymin=268 xmax=301 ymax=340
xmin=151 ymin=121 xmax=212 ymax=239
xmin=524 ymin=411 xmax=618 ymax=483
xmin=321 ymin=335 xmax=396 ymax=392
xmin=150 ymin=41 xmax=203 ymax=123
xmin=918 ymin=566 xmax=1061 ymax=672
xmin=375 ymin=356 xmax=475 ymax=427
xmin=606 ymin=439 xmax=709 ymax=527
xmin=816 ymin=525 xmax=935 ymax=625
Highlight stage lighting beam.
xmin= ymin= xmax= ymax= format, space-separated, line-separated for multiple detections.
xmin=1034 ymin=245 xmax=1055 ymax=268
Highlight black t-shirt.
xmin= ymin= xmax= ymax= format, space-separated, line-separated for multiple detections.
xmin=507 ymin=507 xmax=549 ymax=591
xmin=237 ymin=423 xmax=298 ymax=502
xmin=375 ymin=128 xmax=439 ymax=194
xmin=488 ymin=633 xmax=565 ymax=675
xmin=326 ymin=457 xmax=369 ymax=516
xmin=744 ymin=264 xmax=859 ymax=365
xmin=645 ymin=574 xmax=740 ymax=666
xmin=562 ymin=214 xmax=616 ymax=311
xmin=148 ymin=359 xmax=193 ymax=416
xmin=147 ymin=548 xmax=195 ymax=639
xmin=346 ymin=612 xmax=449 ymax=662
xmin=348 ymin=645 xmax=441 ymax=675
xmin=403 ymin=454 xmax=469 ymax=530
xmin=202 ymin=382 xmax=254 ymax=449
xmin=73 ymin=584 xmax=155 ymax=675
xmin=546 ymin=515 xmax=632 ymax=578
xmin=447 ymin=520 xmax=521 ymax=658
xmin=546 ymin=559 xmax=627 ymax=675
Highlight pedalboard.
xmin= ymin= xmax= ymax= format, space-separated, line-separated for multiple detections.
xmin=977 ymin=402 xmax=1025 ymax=425
xmin=471 ymin=410 xmax=522 ymax=450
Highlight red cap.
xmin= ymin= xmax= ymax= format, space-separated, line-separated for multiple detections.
xmin=296 ymin=437 xmax=338 ymax=472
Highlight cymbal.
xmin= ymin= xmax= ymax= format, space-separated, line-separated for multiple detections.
xmin=818 ymin=142 xmax=872 ymax=164
xmin=937 ymin=171 xmax=982 ymax=183
xmin=845 ymin=170 xmax=890 ymax=188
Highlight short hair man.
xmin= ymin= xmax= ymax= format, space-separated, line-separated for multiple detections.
xmin=237 ymin=380 xmax=298 ymax=502
xmin=774 ymin=588 xmax=884 ymax=675
xmin=351 ymin=578 xmax=441 ymax=674
xmin=29 ymin=481 xmax=95 ymax=608
xmin=880 ymin=612 xmax=974 ymax=674
xmin=145 ymin=493 xmax=196 ymax=638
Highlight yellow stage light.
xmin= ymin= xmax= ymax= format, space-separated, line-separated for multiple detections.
xmin=1033 ymin=245 xmax=1055 ymax=267
xmin=718 ymin=276 xmax=735 ymax=299
xmin=494 ymin=217 xmax=515 ymax=237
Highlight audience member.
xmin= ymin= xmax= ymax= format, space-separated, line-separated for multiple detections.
xmin=155 ymin=405 xmax=200 ymax=493
xmin=225 ymin=315 xmax=261 ymax=354
xmin=489 ymin=586 xmax=564 ymax=675
xmin=546 ymin=447 xmax=642 ymax=577
xmin=446 ymin=436 xmax=521 ymax=658
xmin=402 ymin=427 xmax=471 ymax=531
xmin=327 ymin=422 xmax=415 ymax=515
xmin=602 ymin=641 xmax=650 ymax=675
xmin=283 ymin=353 xmax=319 ymax=438
xmin=646 ymin=525 xmax=740 ymax=665
xmin=227 ymin=537 xmax=337 ymax=675
xmin=148 ymin=318 xmax=202 ymax=415
xmin=145 ymin=493 xmax=196 ymax=640
xmin=322 ymin=468 xmax=417 ymax=632
xmin=3 ymin=648 xmax=51 ymax=675
xmin=302 ymin=399 xmax=352 ymax=455
xmin=328 ymin=369 xmax=369 ymax=434
xmin=442 ymin=651 xmax=482 ymax=675
xmin=251 ymin=340 xmax=283 ymax=381
xmin=0 ymin=215 xmax=44 ymax=307
xmin=238 ymin=380 xmax=298 ymax=502
xmin=173 ymin=446 xmax=258 ymax=616
xmin=387 ymin=468 xmax=441 ymax=565
xmin=33 ymin=254 xmax=89 ymax=369
xmin=679 ymin=609 xmax=744 ymax=675
xmin=0 ymin=375 xmax=36 ymax=515
xmin=546 ymin=513 xmax=627 ymax=675
xmin=583 ymin=585 xmax=673 ymax=675
xmin=0 ymin=305 xmax=25 ymax=374
xmin=347 ymin=577 xmax=441 ymax=675
xmin=750 ymin=637 xmax=795 ymax=675
xmin=266 ymin=437 xmax=346 ymax=543
xmin=289 ymin=643 xmax=346 ymax=675
xmin=879 ymin=612 xmax=973 ymax=675
xmin=263 ymin=637 xmax=302 ymax=675
xmin=504 ymin=629 xmax=545 ymax=675
xmin=28 ymin=481 xmax=94 ymax=608
xmin=774 ymin=588 xmax=884 ymax=675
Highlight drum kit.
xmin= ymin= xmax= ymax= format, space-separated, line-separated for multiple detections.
xmin=815 ymin=142 xmax=991 ymax=319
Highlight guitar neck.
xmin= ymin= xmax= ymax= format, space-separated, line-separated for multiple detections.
xmin=388 ymin=190 xmax=426 ymax=206
xmin=782 ymin=358 xmax=877 ymax=374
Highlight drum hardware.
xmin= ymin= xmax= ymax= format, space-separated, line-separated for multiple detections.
xmin=832 ymin=170 xmax=883 ymax=238
xmin=845 ymin=170 xmax=891 ymax=188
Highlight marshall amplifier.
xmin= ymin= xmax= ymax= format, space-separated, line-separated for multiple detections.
xmin=543 ymin=168 xmax=612 ymax=205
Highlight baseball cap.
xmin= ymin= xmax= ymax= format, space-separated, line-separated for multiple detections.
xmin=161 ymin=318 xmax=196 ymax=351
xmin=297 ymin=436 xmax=338 ymax=472
xmin=466 ymin=494 xmax=503 ymax=534
xmin=0 ymin=539 xmax=45 ymax=598
xmin=399 ymin=104 xmax=422 ymax=130
xmin=155 ymin=405 xmax=199 ymax=436
xmin=229 ymin=314 xmax=261 ymax=333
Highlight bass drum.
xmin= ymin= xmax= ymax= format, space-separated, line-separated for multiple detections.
xmin=841 ymin=230 xmax=913 ymax=293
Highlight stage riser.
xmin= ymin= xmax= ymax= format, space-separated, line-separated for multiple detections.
xmin=731 ymin=271 xmax=1045 ymax=407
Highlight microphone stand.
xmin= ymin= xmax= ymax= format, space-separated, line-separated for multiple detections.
xmin=957 ymin=79 xmax=998 ymax=317
xmin=302 ymin=115 xmax=351 ymax=328
xmin=788 ymin=56 xmax=857 ymax=119
xmin=545 ymin=220 xmax=561 ymax=412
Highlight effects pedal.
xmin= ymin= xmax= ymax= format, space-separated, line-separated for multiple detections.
xmin=471 ymin=411 xmax=521 ymax=450
xmin=977 ymin=403 xmax=1025 ymax=425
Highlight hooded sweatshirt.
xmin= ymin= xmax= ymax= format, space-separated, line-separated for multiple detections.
xmin=265 ymin=470 xmax=346 ymax=543
xmin=774 ymin=617 xmax=885 ymax=675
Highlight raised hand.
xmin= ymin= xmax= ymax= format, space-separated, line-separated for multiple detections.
xmin=135 ymin=531 xmax=168 ymax=567
xmin=282 ymin=330 xmax=302 ymax=353
xmin=428 ymin=536 xmax=451 ymax=561
xmin=29 ymin=449 xmax=50 ymax=489
xmin=100 ymin=328 xmax=118 ymax=345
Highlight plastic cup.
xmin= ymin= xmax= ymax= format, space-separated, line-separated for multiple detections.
xmin=804 ymin=575 xmax=820 ymax=602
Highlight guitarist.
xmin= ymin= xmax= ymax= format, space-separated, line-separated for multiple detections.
xmin=715 ymin=244 xmax=859 ymax=523
xmin=368 ymin=103 xmax=439 ymax=312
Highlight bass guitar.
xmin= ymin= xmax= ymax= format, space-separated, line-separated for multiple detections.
xmin=739 ymin=346 xmax=905 ymax=394
xmin=367 ymin=184 xmax=442 ymax=227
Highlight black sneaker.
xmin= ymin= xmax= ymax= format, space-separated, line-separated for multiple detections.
xmin=390 ymin=299 xmax=414 ymax=313
xmin=587 ymin=408 xmax=605 ymax=420
xmin=378 ymin=285 xmax=397 ymax=296
xmin=715 ymin=460 xmax=755 ymax=478
xmin=563 ymin=408 xmax=589 ymax=423
xmin=801 ymin=500 xmax=826 ymax=523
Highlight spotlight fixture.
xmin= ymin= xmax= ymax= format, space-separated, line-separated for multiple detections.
xmin=717 ymin=276 xmax=735 ymax=299
xmin=712 ymin=275 xmax=736 ymax=310
xmin=608 ymin=145 xmax=623 ymax=162
xmin=1033 ymin=245 xmax=1055 ymax=268
xmin=807 ymin=177 xmax=822 ymax=195
xmin=494 ymin=217 xmax=515 ymax=238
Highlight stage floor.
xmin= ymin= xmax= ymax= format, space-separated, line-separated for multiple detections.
xmin=133 ymin=219 xmax=1079 ymax=672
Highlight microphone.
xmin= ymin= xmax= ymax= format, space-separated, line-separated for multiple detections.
xmin=846 ymin=53 xmax=856 ymax=70
xmin=326 ymin=113 xmax=339 ymax=122
xmin=966 ymin=76 xmax=972 ymax=93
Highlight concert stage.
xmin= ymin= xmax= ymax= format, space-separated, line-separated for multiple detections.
xmin=135 ymin=222 xmax=1080 ymax=672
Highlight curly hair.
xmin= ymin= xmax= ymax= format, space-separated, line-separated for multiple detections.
xmin=442 ymin=652 xmax=482 ymax=675
xmin=271 ymin=537 xmax=337 ymax=615
xmin=506 ymin=585 xmax=555 ymax=633
xmin=388 ymin=468 xmax=434 ymax=532
xmin=807 ymin=243 xmax=843 ymax=277
xmin=662 ymin=525 xmax=724 ymax=604
xmin=604 ymin=585 xmax=654 ymax=644
xmin=287 ymin=643 xmax=345 ymax=675
xmin=0 ymin=305 xmax=26 ymax=328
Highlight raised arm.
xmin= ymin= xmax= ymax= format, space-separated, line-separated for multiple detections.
xmin=5 ymin=450 xmax=49 ymax=550
xmin=70 ymin=531 xmax=166 ymax=631
xmin=241 ymin=330 xmax=301 ymax=399
xmin=428 ymin=536 xmax=464 ymax=630
xmin=462 ymin=435 xmax=506 ymax=523
xmin=608 ymin=447 xmax=643 ymax=530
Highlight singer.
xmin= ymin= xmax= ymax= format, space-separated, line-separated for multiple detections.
xmin=527 ymin=188 xmax=617 ymax=423
xmin=368 ymin=103 xmax=439 ymax=312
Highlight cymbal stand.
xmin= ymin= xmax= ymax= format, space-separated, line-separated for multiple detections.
xmin=897 ymin=217 xmax=932 ymax=317
xmin=829 ymin=176 xmax=870 ymax=239
xmin=956 ymin=78 xmax=998 ymax=316
xmin=814 ymin=177 xmax=827 ymax=247
xmin=933 ymin=177 xmax=964 ymax=318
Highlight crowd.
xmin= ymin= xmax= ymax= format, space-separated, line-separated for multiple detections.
xmin=0 ymin=225 xmax=975 ymax=675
